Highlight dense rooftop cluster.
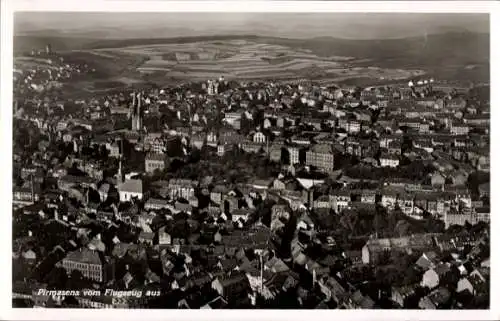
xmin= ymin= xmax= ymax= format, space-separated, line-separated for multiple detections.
xmin=12 ymin=47 xmax=490 ymax=309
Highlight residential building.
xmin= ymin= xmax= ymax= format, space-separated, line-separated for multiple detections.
xmin=211 ymin=273 xmax=250 ymax=300
xmin=168 ymin=179 xmax=196 ymax=200
xmin=144 ymin=198 xmax=169 ymax=211
xmin=118 ymin=179 xmax=143 ymax=202
xmin=450 ymin=122 xmax=470 ymax=135
xmin=148 ymin=137 xmax=167 ymax=154
xmin=380 ymin=153 xmax=399 ymax=168
xmin=240 ymin=141 xmax=263 ymax=154
xmin=362 ymin=234 xmax=438 ymax=265
xmin=158 ymin=226 xmax=172 ymax=246
xmin=269 ymin=144 xmax=283 ymax=163
xmin=288 ymin=147 xmax=301 ymax=165
xmin=253 ymin=131 xmax=267 ymax=144
xmin=217 ymin=143 xmax=233 ymax=157
xmin=59 ymin=248 xmax=110 ymax=282
xmin=443 ymin=210 xmax=474 ymax=229
xmin=306 ymin=144 xmax=334 ymax=172
xmin=145 ymin=153 xmax=166 ymax=173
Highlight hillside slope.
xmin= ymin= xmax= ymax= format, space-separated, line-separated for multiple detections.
xmin=14 ymin=31 xmax=489 ymax=82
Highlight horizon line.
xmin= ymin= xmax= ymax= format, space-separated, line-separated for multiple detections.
xmin=13 ymin=30 xmax=490 ymax=42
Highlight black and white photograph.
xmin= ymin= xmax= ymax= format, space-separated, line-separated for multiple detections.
xmin=1 ymin=1 xmax=498 ymax=320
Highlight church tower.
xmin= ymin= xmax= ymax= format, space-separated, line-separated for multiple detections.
xmin=130 ymin=92 xmax=143 ymax=132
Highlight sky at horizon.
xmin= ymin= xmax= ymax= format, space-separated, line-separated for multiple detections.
xmin=15 ymin=12 xmax=489 ymax=40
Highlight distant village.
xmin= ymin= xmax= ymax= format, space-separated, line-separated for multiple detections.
xmin=12 ymin=45 xmax=490 ymax=309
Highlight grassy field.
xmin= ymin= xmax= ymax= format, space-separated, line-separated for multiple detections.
xmin=90 ymin=40 xmax=426 ymax=83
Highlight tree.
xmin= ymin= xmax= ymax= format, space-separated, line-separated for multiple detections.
xmin=446 ymin=224 xmax=466 ymax=235
xmin=257 ymin=199 xmax=275 ymax=227
xmin=375 ymin=265 xmax=400 ymax=287
xmin=12 ymin=258 xmax=33 ymax=282
xmin=373 ymin=212 xmax=385 ymax=237
xmin=13 ymin=213 xmax=41 ymax=240
xmin=151 ymin=215 xmax=168 ymax=232
xmin=62 ymin=295 xmax=79 ymax=308
xmin=311 ymin=209 xmax=337 ymax=230
xmin=470 ymin=221 xmax=489 ymax=237
xmin=378 ymin=251 xmax=392 ymax=266
xmin=394 ymin=220 xmax=411 ymax=237
xmin=67 ymin=269 xmax=85 ymax=290
xmin=339 ymin=210 xmax=357 ymax=233
xmin=171 ymin=219 xmax=191 ymax=239
xmin=404 ymin=286 xmax=428 ymax=308
xmin=402 ymin=266 xmax=423 ymax=286
xmin=440 ymin=269 xmax=460 ymax=292
xmin=467 ymin=171 xmax=489 ymax=197
xmin=45 ymin=267 xmax=68 ymax=289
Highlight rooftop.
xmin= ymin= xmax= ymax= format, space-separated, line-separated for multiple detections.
xmin=64 ymin=248 xmax=102 ymax=265
xmin=119 ymin=179 xmax=143 ymax=194
xmin=309 ymin=144 xmax=334 ymax=154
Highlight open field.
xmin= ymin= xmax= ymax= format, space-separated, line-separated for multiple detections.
xmin=89 ymin=40 xmax=425 ymax=82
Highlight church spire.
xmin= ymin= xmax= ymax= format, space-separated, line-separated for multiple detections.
xmin=130 ymin=92 xmax=143 ymax=132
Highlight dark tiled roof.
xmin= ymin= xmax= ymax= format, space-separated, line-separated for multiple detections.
xmin=65 ymin=248 xmax=102 ymax=265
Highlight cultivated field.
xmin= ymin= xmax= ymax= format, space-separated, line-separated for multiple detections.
xmin=92 ymin=39 xmax=425 ymax=82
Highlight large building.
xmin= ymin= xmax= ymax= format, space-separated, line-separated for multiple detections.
xmin=288 ymin=147 xmax=301 ymax=165
xmin=361 ymin=234 xmax=439 ymax=265
xmin=59 ymin=248 xmax=110 ymax=282
xmin=450 ymin=122 xmax=470 ymax=136
xmin=13 ymin=184 xmax=41 ymax=209
xmin=168 ymin=179 xmax=197 ymax=200
xmin=145 ymin=133 xmax=167 ymax=154
xmin=144 ymin=198 xmax=170 ymax=211
xmin=380 ymin=153 xmax=400 ymax=168
xmin=306 ymin=144 xmax=334 ymax=172
xmin=269 ymin=144 xmax=283 ymax=163
xmin=118 ymin=179 xmax=144 ymax=202
xmin=145 ymin=153 xmax=166 ymax=173
xmin=217 ymin=143 xmax=234 ymax=157
xmin=253 ymin=131 xmax=267 ymax=144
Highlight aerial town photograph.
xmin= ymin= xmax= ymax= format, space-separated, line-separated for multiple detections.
xmin=10 ymin=10 xmax=490 ymax=310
